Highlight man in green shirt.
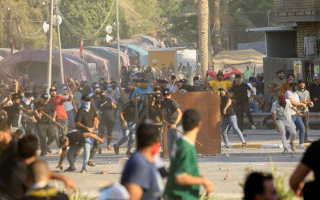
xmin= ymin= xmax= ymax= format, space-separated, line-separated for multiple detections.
xmin=164 ymin=109 xmax=214 ymax=200
xmin=243 ymin=65 xmax=254 ymax=79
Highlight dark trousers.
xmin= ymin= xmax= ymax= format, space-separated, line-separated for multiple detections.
xmin=36 ymin=123 xmax=54 ymax=153
xmin=235 ymin=102 xmax=254 ymax=132
xmin=302 ymin=110 xmax=309 ymax=139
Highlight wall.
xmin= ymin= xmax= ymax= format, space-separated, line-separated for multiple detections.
xmin=266 ymin=31 xmax=297 ymax=57
xmin=274 ymin=0 xmax=320 ymax=23
xmin=296 ymin=22 xmax=320 ymax=58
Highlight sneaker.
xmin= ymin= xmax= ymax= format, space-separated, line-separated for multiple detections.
xmin=126 ymin=151 xmax=132 ymax=156
xmin=297 ymin=144 xmax=307 ymax=150
xmin=251 ymin=125 xmax=256 ymax=130
xmin=261 ymin=116 xmax=267 ymax=129
xmin=304 ymin=139 xmax=312 ymax=143
xmin=107 ymin=145 xmax=112 ymax=150
xmin=64 ymin=167 xmax=76 ymax=172
xmin=290 ymin=142 xmax=296 ymax=152
xmin=80 ymin=167 xmax=87 ymax=173
xmin=114 ymin=144 xmax=119 ymax=155
xmin=278 ymin=142 xmax=284 ymax=149
xmin=98 ymin=148 xmax=102 ymax=154
xmin=282 ymin=148 xmax=289 ymax=154
xmin=46 ymin=147 xmax=52 ymax=154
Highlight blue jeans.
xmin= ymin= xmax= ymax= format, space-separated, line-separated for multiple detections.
xmin=286 ymin=116 xmax=305 ymax=145
xmin=221 ymin=115 xmax=245 ymax=145
xmin=167 ymin=125 xmax=183 ymax=157
xmin=117 ymin=122 xmax=136 ymax=152
xmin=66 ymin=110 xmax=75 ymax=131
xmin=67 ymin=137 xmax=92 ymax=169
xmin=250 ymin=102 xmax=258 ymax=113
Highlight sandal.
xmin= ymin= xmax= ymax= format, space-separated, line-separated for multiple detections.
xmin=88 ymin=161 xmax=95 ymax=167
xmin=222 ymin=145 xmax=229 ymax=149
xmin=242 ymin=142 xmax=247 ymax=149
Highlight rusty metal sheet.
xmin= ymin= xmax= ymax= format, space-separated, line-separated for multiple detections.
xmin=163 ymin=91 xmax=221 ymax=156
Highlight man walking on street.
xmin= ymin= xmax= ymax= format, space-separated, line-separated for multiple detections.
xmin=49 ymin=87 xmax=73 ymax=154
xmin=229 ymin=74 xmax=256 ymax=135
xmin=272 ymin=94 xmax=300 ymax=154
xmin=161 ymin=88 xmax=183 ymax=157
xmin=297 ymin=80 xmax=313 ymax=143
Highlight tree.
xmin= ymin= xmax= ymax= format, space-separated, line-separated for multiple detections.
xmin=212 ymin=0 xmax=221 ymax=55
xmin=198 ymin=0 xmax=209 ymax=76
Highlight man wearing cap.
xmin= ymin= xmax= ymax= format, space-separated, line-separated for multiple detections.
xmin=34 ymin=94 xmax=57 ymax=156
xmin=284 ymin=82 xmax=308 ymax=150
xmin=161 ymin=88 xmax=183 ymax=157
xmin=166 ymin=75 xmax=178 ymax=92
xmin=89 ymin=83 xmax=101 ymax=102
xmin=49 ymin=87 xmax=73 ymax=154
xmin=247 ymin=78 xmax=263 ymax=113
xmin=180 ymin=79 xmax=195 ymax=92
xmin=73 ymin=94 xmax=99 ymax=172
xmin=132 ymin=78 xmax=153 ymax=110
xmin=297 ymin=80 xmax=313 ymax=143
xmin=0 ymin=93 xmax=33 ymax=134
xmin=193 ymin=76 xmax=207 ymax=91
xmin=158 ymin=79 xmax=168 ymax=91
xmin=56 ymin=129 xmax=104 ymax=173
xmin=272 ymin=94 xmax=301 ymax=154
xmin=229 ymin=74 xmax=256 ymax=134
xmin=61 ymin=86 xmax=75 ymax=131
xmin=176 ymin=80 xmax=187 ymax=93
xmin=205 ymin=71 xmax=233 ymax=91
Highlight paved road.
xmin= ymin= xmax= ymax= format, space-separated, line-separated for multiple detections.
xmin=43 ymin=129 xmax=319 ymax=199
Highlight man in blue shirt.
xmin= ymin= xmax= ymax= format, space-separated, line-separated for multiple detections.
xmin=132 ymin=78 xmax=153 ymax=110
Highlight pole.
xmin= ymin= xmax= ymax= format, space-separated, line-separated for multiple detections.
xmin=267 ymin=10 xmax=270 ymax=27
xmin=116 ymin=0 xmax=121 ymax=83
xmin=56 ymin=1 xmax=65 ymax=84
xmin=47 ymin=0 xmax=54 ymax=94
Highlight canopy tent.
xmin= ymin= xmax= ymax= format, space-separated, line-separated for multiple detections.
xmin=212 ymin=49 xmax=265 ymax=74
xmin=63 ymin=49 xmax=111 ymax=82
xmin=0 ymin=50 xmax=92 ymax=88
xmin=109 ymin=39 xmax=158 ymax=52
xmin=237 ymin=41 xmax=266 ymax=55
xmin=139 ymin=35 xmax=160 ymax=48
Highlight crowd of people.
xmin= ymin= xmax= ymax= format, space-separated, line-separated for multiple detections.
xmin=0 ymin=62 xmax=319 ymax=200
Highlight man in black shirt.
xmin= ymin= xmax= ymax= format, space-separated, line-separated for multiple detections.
xmin=113 ymin=98 xmax=138 ymax=155
xmin=0 ymin=120 xmax=17 ymax=165
xmin=0 ymin=93 xmax=33 ymax=133
xmin=161 ymin=88 xmax=183 ymax=157
xmin=135 ymin=66 xmax=146 ymax=80
xmin=56 ymin=129 xmax=103 ymax=174
xmin=34 ymin=94 xmax=56 ymax=156
xmin=228 ymin=74 xmax=256 ymax=135
xmin=21 ymin=92 xmax=36 ymax=136
xmin=290 ymin=139 xmax=320 ymax=199
xmin=89 ymin=84 xmax=101 ymax=102
xmin=180 ymin=79 xmax=195 ymax=92
xmin=73 ymin=94 xmax=99 ymax=173
xmin=125 ymin=79 xmax=140 ymax=101
xmin=193 ymin=77 xmax=207 ymax=92
xmin=218 ymin=88 xmax=246 ymax=148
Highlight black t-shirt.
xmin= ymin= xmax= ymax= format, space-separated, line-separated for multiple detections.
xmin=230 ymin=83 xmax=251 ymax=106
xmin=91 ymin=95 xmax=100 ymax=102
xmin=135 ymin=72 xmax=146 ymax=80
xmin=96 ymin=97 xmax=114 ymax=121
xmin=75 ymin=107 xmax=97 ymax=131
xmin=80 ymin=86 xmax=92 ymax=96
xmin=0 ymin=156 xmax=27 ymax=200
xmin=181 ymin=85 xmax=195 ymax=92
xmin=3 ymin=103 xmax=21 ymax=127
xmin=62 ymin=130 xmax=85 ymax=151
xmin=34 ymin=101 xmax=56 ymax=124
xmin=0 ymin=139 xmax=17 ymax=165
xmin=122 ymin=101 xmax=136 ymax=122
xmin=125 ymin=87 xmax=135 ymax=101
xmin=161 ymin=99 xmax=181 ymax=125
xmin=139 ymin=103 xmax=161 ymax=121
xmin=21 ymin=100 xmax=35 ymax=117
xmin=194 ymin=84 xmax=207 ymax=92
xmin=220 ymin=95 xmax=236 ymax=118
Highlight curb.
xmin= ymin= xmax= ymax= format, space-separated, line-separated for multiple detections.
xmin=224 ymin=143 xmax=311 ymax=148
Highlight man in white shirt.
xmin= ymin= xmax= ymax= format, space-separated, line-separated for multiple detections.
xmin=272 ymin=94 xmax=301 ymax=154
xmin=61 ymin=86 xmax=75 ymax=130
xmin=247 ymin=78 xmax=263 ymax=113
xmin=166 ymin=75 xmax=178 ymax=92
xmin=284 ymin=82 xmax=307 ymax=150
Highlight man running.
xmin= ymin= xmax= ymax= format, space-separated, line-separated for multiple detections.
xmin=272 ymin=94 xmax=301 ymax=154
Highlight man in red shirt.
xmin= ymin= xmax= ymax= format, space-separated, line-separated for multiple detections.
xmin=49 ymin=87 xmax=73 ymax=154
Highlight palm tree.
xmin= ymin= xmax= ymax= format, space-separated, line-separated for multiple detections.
xmin=213 ymin=0 xmax=221 ymax=55
xmin=198 ymin=0 xmax=209 ymax=75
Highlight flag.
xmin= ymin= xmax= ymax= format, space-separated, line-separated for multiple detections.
xmin=80 ymin=38 xmax=84 ymax=58
xmin=95 ymin=38 xmax=98 ymax=46
xmin=124 ymin=47 xmax=127 ymax=55
xmin=10 ymin=35 xmax=14 ymax=54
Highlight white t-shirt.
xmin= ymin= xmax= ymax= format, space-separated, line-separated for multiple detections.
xmin=271 ymin=99 xmax=293 ymax=121
xmin=284 ymin=90 xmax=299 ymax=115
xmin=247 ymin=83 xmax=256 ymax=98
xmin=61 ymin=94 xmax=73 ymax=111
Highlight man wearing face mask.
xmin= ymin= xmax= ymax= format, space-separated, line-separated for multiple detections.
xmin=193 ymin=77 xmax=206 ymax=91
xmin=135 ymin=66 xmax=146 ymax=80
xmin=73 ymin=95 xmax=99 ymax=173
xmin=284 ymin=82 xmax=307 ymax=150
xmin=161 ymin=89 xmax=183 ymax=157
xmin=105 ymin=83 xmax=118 ymax=105
xmin=130 ymin=69 xmax=138 ymax=84
xmin=272 ymin=94 xmax=301 ymax=154
xmin=281 ymin=73 xmax=295 ymax=94
xmin=205 ymin=71 xmax=233 ymax=91
xmin=89 ymin=84 xmax=101 ymax=102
